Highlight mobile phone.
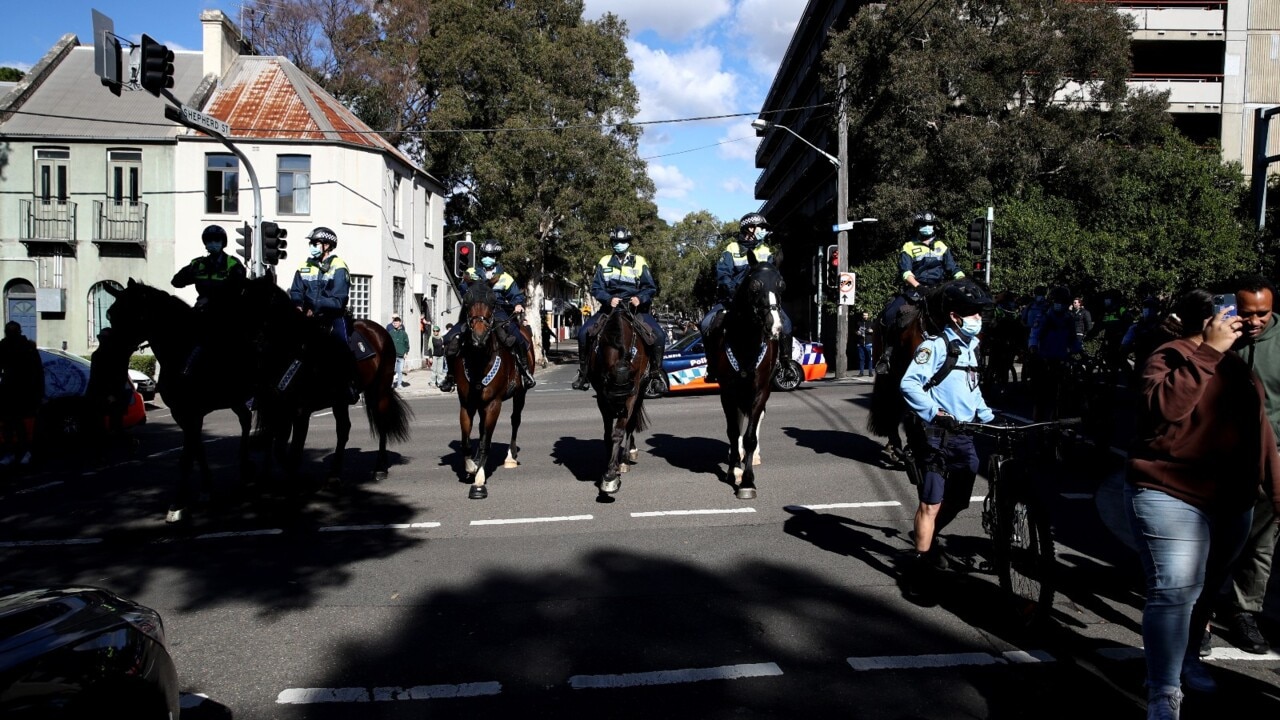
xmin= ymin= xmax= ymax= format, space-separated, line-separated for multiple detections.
xmin=1212 ymin=294 xmax=1238 ymax=318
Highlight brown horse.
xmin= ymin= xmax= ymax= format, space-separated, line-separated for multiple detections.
xmin=452 ymin=281 xmax=534 ymax=499
xmin=709 ymin=260 xmax=785 ymax=499
xmin=586 ymin=304 xmax=650 ymax=495
xmin=867 ymin=286 xmax=948 ymax=464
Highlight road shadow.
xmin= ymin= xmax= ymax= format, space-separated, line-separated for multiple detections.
xmin=644 ymin=433 xmax=723 ymax=476
xmin=779 ymin=425 xmax=884 ymax=464
xmin=550 ymin=436 xmax=607 ymax=484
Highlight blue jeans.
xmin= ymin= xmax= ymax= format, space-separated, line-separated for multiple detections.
xmin=1124 ymin=483 xmax=1252 ymax=693
xmin=394 ymin=356 xmax=404 ymax=386
xmin=858 ymin=341 xmax=874 ymax=373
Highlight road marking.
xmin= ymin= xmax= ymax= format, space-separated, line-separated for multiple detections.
xmin=315 ymin=411 xmax=334 ymax=418
xmin=15 ymin=481 xmax=63 ymax=495
xmin=0 ymin=537 xmax=103 ymax=548
xmin=970 ymin=495 xmax=986 ymax=502
xmin=569 ymin=662 xmax=783 ymax=689
xmin=848 ymin=652 xmax=1009 ymax=670
xmin=319 ymin=522 xmax=441 ymax=532
xmin=470 ymin=515 xmax=593 ymax=526
xmin=791 ymin=501 xmax=901 ymax=510
xmin=278 ymin=682 xmax=501 ymax=704
xmin=1002 ymin=650 xmax=1056 ymax=664
xmin=195 ymin=529 xmax=284 ymax=540
xmin=630 ymin=508 xmax=758 ymax=518
xmin=1099 ymin=646 xmax=1280 ymax=662
xmin=1060 ymin=493 xmax=1094 ymax=500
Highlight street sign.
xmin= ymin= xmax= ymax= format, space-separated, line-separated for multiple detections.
xmin=164 ymin=104 xmax=230 ymax=137
xmin=832 ymin=222 xmax=854 ymax=232
xmin=838 ymin=272 xmax=856 ymax=306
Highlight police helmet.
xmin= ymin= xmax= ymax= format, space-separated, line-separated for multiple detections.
xmin=739 ymin=213 xmax=769 ymax=234
xmin=202 ymin=224 xmax=228 ymax=247
xmin=306 ymin=226 xmax=339 ymax=248
xmin=479 ymin=241 xmax=503 ymax=257
xmin=942 ymin=280 xmax=993 ymax=317
xmin=609 ymin=227 xmax=632 ymax=243
xmin=913 ymin=211 xmax=937 ymax=228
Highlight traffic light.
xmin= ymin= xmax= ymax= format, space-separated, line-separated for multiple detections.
xmin=967 ymin=218 xmax=986 ymax=255
xmin=826 ymin=244 xmax=839 ymax=287
xmin=973 ymin=259 xmax=986 ymax=275
xmin=235 ymin=222 xmax=252 ymax=262
xmin=261 ymin=221 xmax=288 ymax=265
xmin=454 ymin=238 xmax=475 ymax=277
xmin=139 ymin=34 xmax=175 ymax=96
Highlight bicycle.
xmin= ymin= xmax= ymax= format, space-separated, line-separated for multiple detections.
xmin=957 ymin=416 xmax=1082 ymax=630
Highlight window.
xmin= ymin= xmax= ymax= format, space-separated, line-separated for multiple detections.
xmin=35 ymin=148 xmax=70 ymax=205
xmin=392 ymin=175 xmax=403 ymax=228
xmin=88 ymin=280 xmax=124 ymax=345
xmin=349 ymin=274 xmax=371 ymax=320
xmin=205 ymin=153 xmax=239 ymax=214
xmin=392 ymin=277 xmax=406 ymax=320
xmin=4 ymin=279 xmax=37 ymax=343
xmin=277 ymin=155 xmax=311 ymax=215
xmin=423 ymin=190 xmax=432 ymax=242
xmin=107 ymin=149 xmax=142 ymax=206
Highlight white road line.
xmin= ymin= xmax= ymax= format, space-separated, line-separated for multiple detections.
xmin=569 ymin=662 xmax=783 ymax=689
xmin=470 ymin=515 xmax=593 ymax=526
xmin=848 ymin=652 xmax=1005 ymax=671
xmin=278 ymin=682 xmax=501 ymax=704
xmin=277 ymin=688 xmax=372 ymax=704
xmin=970 ymin=495 xmax=986 ymax=502
xmin=630 ymin=508 xmax=758 ymax=518
xmin=195 ymin=529 xmax=284 ymax=540
xmin=0 ymin=537 xmax=103 ymax=548
xmin=319 ymin=522 xmax=441 ymax=532
xmin=1060 ymin=493 xmax=1094 ymax=500
xmin=15 ymin=481 xmax=63 ymax=495
xmin=1002 ymin=650 xmax=1056 ymax=664
xmin=315 ymin=411 xmax=334 ymax=418
xmin=1099 ymin=646 xmax=1280 ymax=662
xmin=792 ymin=501 xmax=901 ymax=510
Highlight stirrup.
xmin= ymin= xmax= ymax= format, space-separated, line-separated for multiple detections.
xmin=571 ymin=370 xmax=590 ymax=391
xmin=438 ymin=375 xmax=455 ymax=392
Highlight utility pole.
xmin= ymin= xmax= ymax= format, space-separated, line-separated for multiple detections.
xmin=835 ymin=64 xmax=851 ymax=380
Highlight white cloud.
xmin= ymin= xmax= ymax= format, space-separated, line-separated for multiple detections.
xmin=729 ymin=0 xmax=808 ymax=77
xmin=716 ymin=119 xmax=760 ymax=161
xmin=722 ymin=176 xmax=751 ymax=194
xmin=0 ymin=61 xmax=33 ymax=72
xmin=583 ymin=0 xmax=732 ymax=40
xmin=628 ymin=40 xmax=739 ymax=123
xmin=648 ymin=163 xmax=695 ymax=199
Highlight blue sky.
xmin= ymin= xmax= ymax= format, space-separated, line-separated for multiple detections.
xmin=2 ymin=1 xmax=809 ymax=225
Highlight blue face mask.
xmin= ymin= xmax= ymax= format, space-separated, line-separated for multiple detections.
xmin=958 ymin=316 xmax=982 ymax=337
xmin=613 ymin=243 xmax=630 ymax=255
xmin=753 ymin=228 xmax=770 ymax=243
xmin=919 ymin=225 xmax=935 ymax=239
xmin=205 ymin=241 xmax=223 ymax=254
xmin=308 ymin=243 xmax=323 ymax=259
xmin=481 ymin=257 xmax=496 ymax=269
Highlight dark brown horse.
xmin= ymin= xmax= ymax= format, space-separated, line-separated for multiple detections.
xmin=451 ymin=281 xmax=534 ymax=499
xmin=708 ymin=260 xmax=785 ymax=499
xmin=868 ymin=286 xmax=946 ymax=465
xmin=586 ymin=304 xmax=650 ymax=495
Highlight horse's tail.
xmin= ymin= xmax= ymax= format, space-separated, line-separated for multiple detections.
xmin=867 ymin=371 xmax=905 ymax=438
xmin=365 ymin=386 xmax=413 ymax=444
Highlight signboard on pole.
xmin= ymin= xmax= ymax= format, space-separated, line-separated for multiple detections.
xmin=838 ymin=272 xmax=856 ymax=306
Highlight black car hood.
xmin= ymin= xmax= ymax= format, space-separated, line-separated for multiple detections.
xmin=0 ymin=587 xmax=146 ymax=664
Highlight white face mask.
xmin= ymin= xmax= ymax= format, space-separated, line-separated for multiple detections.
xmin=958 ymin=316 xmax=982 ymax=337
xmin=613 ymin=243 xmax=630 ymax=254
xmin=308 ymin=244 xmax=323 ymax=259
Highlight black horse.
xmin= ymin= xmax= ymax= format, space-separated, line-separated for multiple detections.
xmin=708 ymin=260 xmax=786 ymax=500
xmin=231 ymin=277 xmax=412 ymax=486
xmin=93 ymin=280 xmax=255 ymax=523
xmin=450 ymin=281 xmax=533 ymax=499
xmin=586 ymin=304 xmax=651 ymax=495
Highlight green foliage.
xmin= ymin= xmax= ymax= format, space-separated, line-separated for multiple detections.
xmin=0 ymin=67 xmax=24 ymax=82
xmin=129 ymin=354 xmax=157 ymax=378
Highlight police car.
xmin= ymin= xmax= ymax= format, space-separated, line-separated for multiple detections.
xmin=655 ymin=331 xmax=826 ymax=395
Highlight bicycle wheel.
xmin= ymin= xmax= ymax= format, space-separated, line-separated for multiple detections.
xmin=990 ymin=459 xmax=1056 ymax=629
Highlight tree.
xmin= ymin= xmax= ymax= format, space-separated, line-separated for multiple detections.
xmin=0 ymin=67 xmax=24 ymax=82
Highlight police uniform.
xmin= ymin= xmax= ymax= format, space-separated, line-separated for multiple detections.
xmin=698 ymin=242 xmax=792 ymax=337
xmin=882 ymin=237 xmax=965 ymax=330
xmin=172 ymin=253 xmax=246 ymax=309
xmin=289 ymin=254 xmax=351 ymax=341
xmin=440 ymin=260 xmax=537 ymax=389
xmin=900 ymin=327 xmax=994 ymax=507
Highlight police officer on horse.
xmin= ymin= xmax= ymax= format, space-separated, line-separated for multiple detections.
xmin=571 ymin=227 xmax=667 ymax=394
xmin=700 ymin=212 xmax=794 ymax=384
xmin=290 ymin=226 xmax=359 ymax=403
xmin=172 ymin=225 xmax=246 ymax=308
xmin=878 ymin=211 xmax=965 ymax=372
xmin=438 ymin=242 xmax=537 ymax=392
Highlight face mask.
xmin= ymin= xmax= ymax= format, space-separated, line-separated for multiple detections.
xmin=613 ymin=243 xmax=630 ymax=254
xmin=205 ymin=241 xmax=223 ymax=254
xmin=919 ymin=225 xmax=935 ymax=239
xmin=308 ymin=244 xmax=323 ymax=259
xmin=958 ymin=316 xmax=982 ymax=337
xmin=753 ymin=228 xmax=770 ymax=243
xmin=1034 ymin=295 xmax=1044 ymax=302
xmin=1053 ymin=303 xmax=1065 ymax=312
xmin=481 ymin=257 xmax=496 ymax=269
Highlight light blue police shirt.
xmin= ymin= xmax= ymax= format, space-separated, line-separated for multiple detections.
xmin=900 ymin=326 xmax=994 ymax=424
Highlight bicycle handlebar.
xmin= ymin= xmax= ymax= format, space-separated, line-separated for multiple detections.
xmin=955 ymin=416 xmax=1083 ymax=434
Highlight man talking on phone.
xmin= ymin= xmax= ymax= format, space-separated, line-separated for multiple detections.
xmin=1215 ymin=275 xmax=1280 ymax=656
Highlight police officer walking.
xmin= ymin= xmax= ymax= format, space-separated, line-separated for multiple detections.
xmin=437 ymin=242 xmax=537 ymax=392
xmin=172 ymin=225 xmax=247 ymax=308
xmin=900 ymin=280 xmax=995 ymax=595
xmin=571 ymin=227 xmax=667 ymax=393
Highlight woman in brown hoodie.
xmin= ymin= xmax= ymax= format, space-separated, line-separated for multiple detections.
xmin=1126 ymin=289 xmax=1280 ymax=720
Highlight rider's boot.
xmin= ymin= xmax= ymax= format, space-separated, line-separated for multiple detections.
xmin=511 ymin=344 xmax=537 ymax=389
xmin=703 ymin=313 xmax=724 ymax=384
xmin=437 ymin=336 xmax=461 ymax=392
xmin=571 ymin=341 xmax=591 ymax=390
xmin=778 ymin=331 xmax=799 ymax=383
xmin=647 ymin=343 xmax=668 ymax=394
xmin=875 ymin=346 xmax=892 ymax=376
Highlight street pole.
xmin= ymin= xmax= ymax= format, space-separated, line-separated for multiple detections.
xmin=815 ymin=246 xmax=823 ymax=341
xmin=984 ymin=206 xmax=993 ymax=286
xmin=835 ymin=64 xmax=850 ymax=380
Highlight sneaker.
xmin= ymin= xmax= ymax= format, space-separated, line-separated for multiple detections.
xmin=1180 ymin=658 xmax=1217 ymax=694
xmin=1146 ymin=689 xmax=1181 ymax=720
xmin=400 ymin=381 xmax=410 ymax=388
xmin=1229 ymin=611 xmax=1271 ymax=654
xmin=1199 ymin=629 xmax=1212 ymax=658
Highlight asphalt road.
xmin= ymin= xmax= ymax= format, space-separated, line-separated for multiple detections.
xmin=1 ymin=361 xmax=1278 ymax=719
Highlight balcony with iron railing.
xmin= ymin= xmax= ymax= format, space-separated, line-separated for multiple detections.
xmin=18 ymin=198 xmax=77 ymax=247
xmin=93 ymin=199 xmax=148 ymax=245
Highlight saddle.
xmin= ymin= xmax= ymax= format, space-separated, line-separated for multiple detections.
xmin=348 ymin=329 xmax=377 ymax=362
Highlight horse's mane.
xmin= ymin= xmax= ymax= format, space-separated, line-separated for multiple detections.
xmin=122 ymin=281 xmax=195 ymax=319
xmin=464 ymin=280 xmax=496 ymax=308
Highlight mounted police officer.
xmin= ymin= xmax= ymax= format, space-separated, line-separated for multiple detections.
xmin=878 ymin=211 xmax=965 ymax=372
xmin=700 ymin=212 xmax=794 ymax=384
xmin=290 ymin=226 xmax=358 ymax=403
xmin=900 ymin=279 xmax=994 ymax=596
xmin=172 ymin=225 xmax=246 ymax=308
xmin=437 ymin=242 xmax=537 ymax=392
xmin=571 ymin=227 xmax=667 ymax=393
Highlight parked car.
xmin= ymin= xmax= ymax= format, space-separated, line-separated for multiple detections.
xmin=654 ymin=331 xmax=827 ymax=396
xmin=128 ymin=369 xmax=157 ymax=402
xmin=0 ymin=586 xmax=180 ymax=718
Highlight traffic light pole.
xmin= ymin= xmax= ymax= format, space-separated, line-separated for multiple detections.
xmin=835 ymin=64 xmax=850 ymax=380
xmin=984 ymin=206 xmax=993 ymax=286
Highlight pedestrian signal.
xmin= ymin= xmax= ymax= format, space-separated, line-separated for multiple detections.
xmin=967 ymin=218 xmax=986 ymax=255
xmin=262 ymin=221 xmax=288 ymax=265
xmin=454 ymin=239 xmax=476 ymax=277
xmin=826 ymin=244 xmax=839 ymax=287
xmin=235 ymin=222 xmax=252 ymax=262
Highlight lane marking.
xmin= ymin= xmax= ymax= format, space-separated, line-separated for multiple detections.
xmin=1002 ymin=650 xmax=1056 ymax=664
xmin=315 ymin=411 xmax=334 ymax=418
xmin=569 ymin=662 xmax=783 ymax=689
xmin=630 ymin=508 xmax=758 ymax=518
xmin=791 ymin=501 xmax=901 ymax=510
xmin=319 ymin=522 xmax=441 ymax=532
xmin=470 ymin=515 xmax=593 ymax=526
xmin=195 ymin=529 xmax=284 ymax=540
xmin=970 ymin=495 xmax=986 ymax=502
xmin=372 ymin=682 xmax=502 ymax=701
xmin=848 ymin=652 xmax=1006 ymax=671
xmin=278 ymin=688 xmax=372 ymax=704
xmin=15 ymin=481 xmax=63 ymax=495
xmin=0 ymin=537 xmax=103 ymax=548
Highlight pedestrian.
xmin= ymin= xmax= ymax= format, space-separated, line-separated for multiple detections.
xmin=387 ymin=315 xmax=410 ymax=388
xmin=1124 ymin=288 xmax=1280 ymax=719
xmin=855 ymin=311 xmax=874 ymax=376
xmin=430 ymin=325 xmax=447 ymax=390
xmin=0 ymin=321 xmax=44 ymax=466
xmin=1070 ymin=295 xmax=1093 ymax=347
